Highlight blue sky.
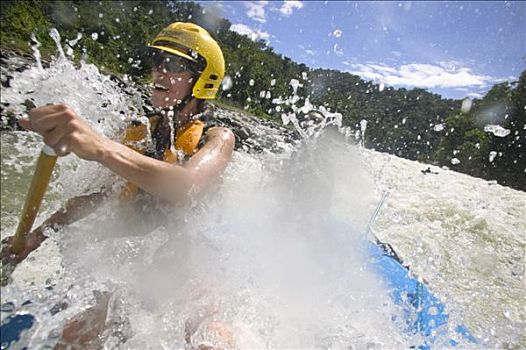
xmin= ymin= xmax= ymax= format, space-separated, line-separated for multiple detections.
xmin=198 ymin=1 xmax=525 ymax=100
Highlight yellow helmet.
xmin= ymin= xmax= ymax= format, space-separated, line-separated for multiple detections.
xmin=150 ymin=22 xmax=225 ymax=99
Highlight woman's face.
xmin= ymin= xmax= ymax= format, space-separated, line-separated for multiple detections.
xmin=151 ymin=69 xmax=195 ymax=109
xmin=150 ymin=52 xmax=197 ymax=109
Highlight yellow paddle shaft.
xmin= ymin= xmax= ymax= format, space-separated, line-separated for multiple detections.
xmin=11 ymin=145 xmax=58 ymax=254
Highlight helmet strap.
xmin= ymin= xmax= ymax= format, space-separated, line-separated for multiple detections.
xmin=175 ymin=94 xmax=196 ymax=121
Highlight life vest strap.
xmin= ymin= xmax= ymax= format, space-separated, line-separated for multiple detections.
xmin=119 ymin=117 xmax=205 ymax=201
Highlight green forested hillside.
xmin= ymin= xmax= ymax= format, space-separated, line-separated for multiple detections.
xmin=1 ymin=0 xmax=524 ymax=190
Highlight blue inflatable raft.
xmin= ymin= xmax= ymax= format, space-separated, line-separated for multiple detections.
xmin=368 ymin=239 xmax=477 ymax=349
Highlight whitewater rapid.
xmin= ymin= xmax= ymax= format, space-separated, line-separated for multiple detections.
xmin=363 ymin=149 xmax=525 ymax=348
xmin=2 ymin=127 xmax=524 ymax=349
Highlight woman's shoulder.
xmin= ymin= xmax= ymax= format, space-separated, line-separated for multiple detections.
xmin=206 ymin=126 xmax=235 ymax=142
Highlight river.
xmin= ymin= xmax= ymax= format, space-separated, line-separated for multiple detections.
xmin=1 ymin=33 xmax=525 ymax=349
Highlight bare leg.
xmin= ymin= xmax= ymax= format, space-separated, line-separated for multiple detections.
xmin=54 ymin=291 xmax=113 ymax=350
xmin=185 ymin=306 xmax=236 ymax=350
xmin=197 ymin=322 xmax=236 ymax=350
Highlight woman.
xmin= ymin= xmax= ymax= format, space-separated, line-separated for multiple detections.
xmin=2 ymin=22 xmax=235 ymax=263
xmin=2 ymin=23 xmax=237 ymax=348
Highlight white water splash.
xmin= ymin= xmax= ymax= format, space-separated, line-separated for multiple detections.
xmin=66 ymin=33 xmax=83 ymax=58
xmin=434 ymin=123 xmax=445 ymax=132
xmin=0 ymin=28 xmax=135 ymax=201
xmin=221 ymin=75 xmax=233 ymax=90
xmin=29 ymin=33 xmax=43 ymax=72
xmin=488 ymin=151 xmax=498 ymax=163
xmin=289 ymin=78 xmax=302 ymax=95
xmin=49 ymin=28 xmax=66 ymax=63
xmin=0 ymin=27 xmax=415 ymax=348
xmin=461 ymin=98 xmax=473 ymax=114
xmin=360 ymin=119 xmax=367 ymax=147
xmin=484 ymin=124 xmax=511 ymax=137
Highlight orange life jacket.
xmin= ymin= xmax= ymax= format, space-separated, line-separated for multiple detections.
xmin=119 ymin=115 xmax=205 ymax=201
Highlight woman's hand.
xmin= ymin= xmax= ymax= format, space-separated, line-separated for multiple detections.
xmin=18 ymin=104 xmax=107 ymax=161
xmin=1 ymin=227 xmax=47 ymax=265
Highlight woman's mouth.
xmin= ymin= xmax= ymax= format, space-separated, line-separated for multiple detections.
xmin=153 ymin=83 xmax=169 ymax=91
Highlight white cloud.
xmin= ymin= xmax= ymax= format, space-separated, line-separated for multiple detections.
xmin=230 ymin=23 xmax=270 ymax=42
xmin=347 ymin=62 xmax=495 ymax=89
xmin=244 ymin=1 xmax=268 ymax=23
xmin=279 ymin=1 xmax=304 ymax=16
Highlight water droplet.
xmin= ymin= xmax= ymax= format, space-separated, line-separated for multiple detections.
xmin=221 ymin=76 xmax=233 ymax=90
xmin=488 ymin=151 xmax=497 ymax=163
xmin=484 ymin=125 xmax=511 ymax=137
xmin=428 ymin=306 xmax=438 ymax=315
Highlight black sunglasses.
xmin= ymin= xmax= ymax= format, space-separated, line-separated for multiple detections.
xmin=150 ymin=51 xmax=198 ymax=74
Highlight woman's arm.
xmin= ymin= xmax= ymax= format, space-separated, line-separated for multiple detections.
xmin=97 ymin=126 xmax=234 ymax=201
xmin=1 ymin=190 xmax=108 ymax=264
xmin=19 ymin=104 xmax=235 ymax=202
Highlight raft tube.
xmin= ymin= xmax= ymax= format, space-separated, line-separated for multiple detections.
xmin=368 ymin=240 xmax=477 ymax=349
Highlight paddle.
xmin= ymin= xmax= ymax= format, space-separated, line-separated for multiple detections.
xmin=0 ymin=100 xmax=58 ymax=286
xmin=10 ymin=145 xmax=58 ymax=254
